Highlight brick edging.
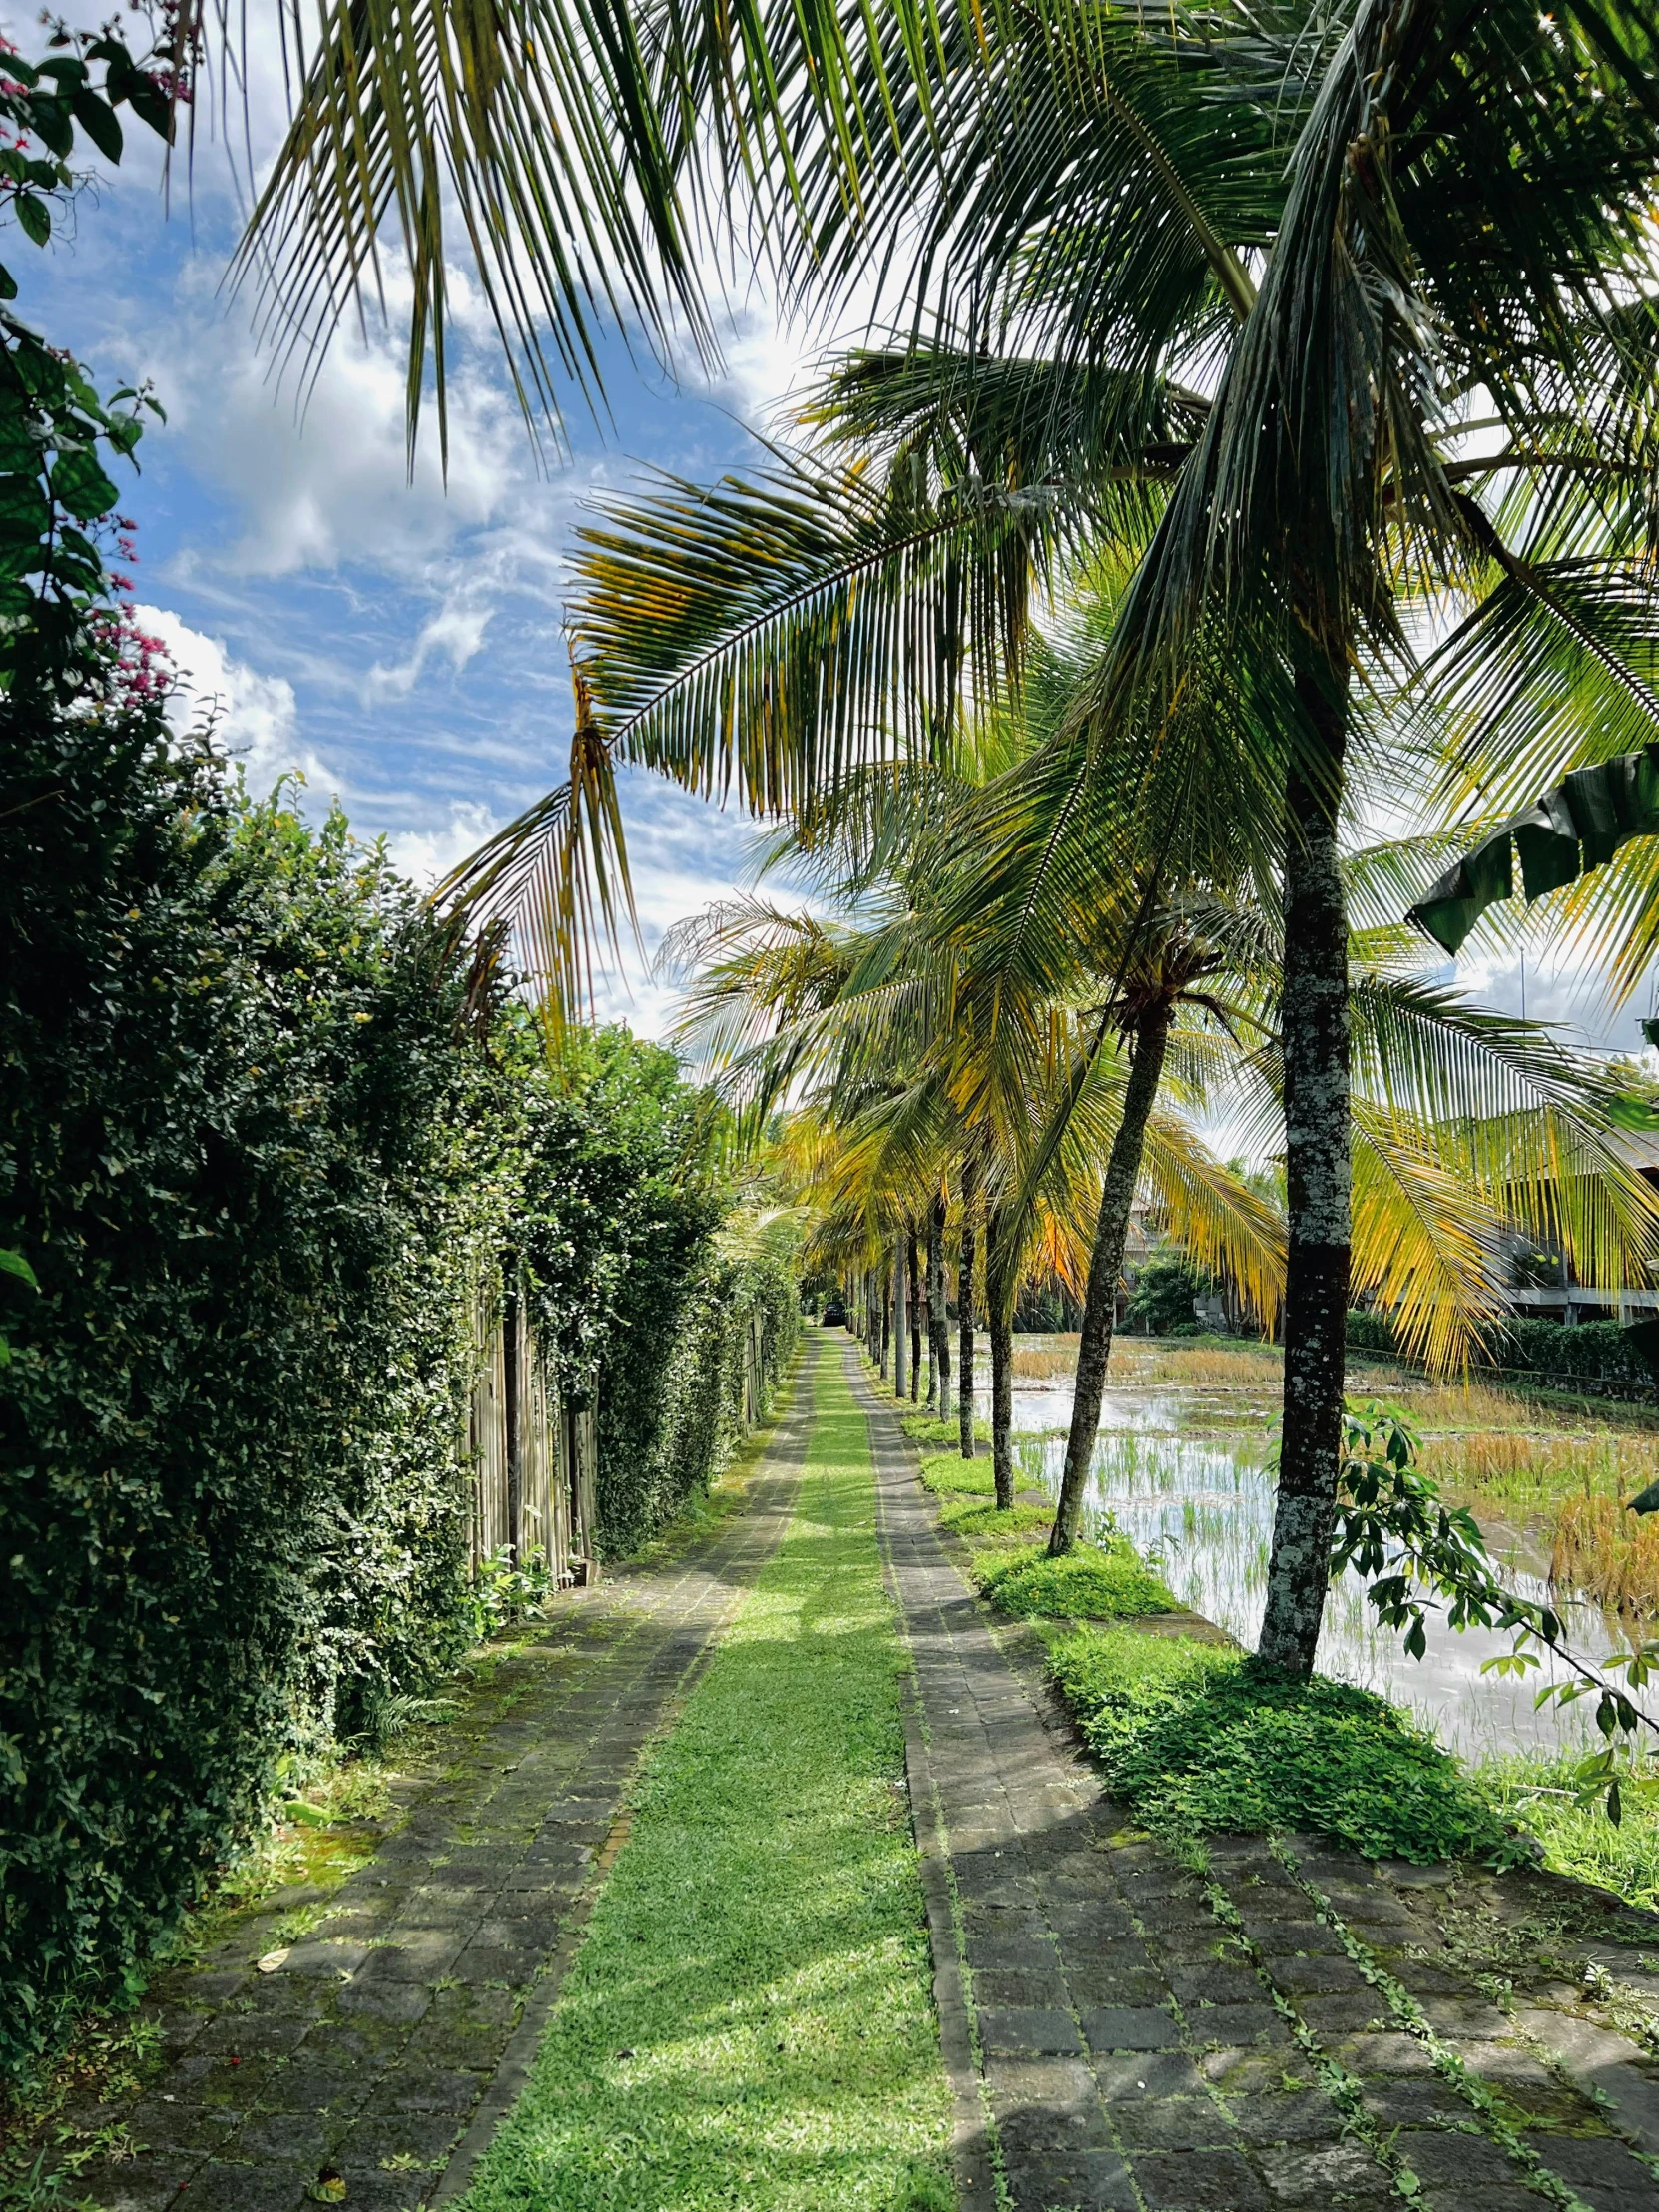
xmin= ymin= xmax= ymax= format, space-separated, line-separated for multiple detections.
xmin=852 ymin=1347 xmax=1001 ymax=2212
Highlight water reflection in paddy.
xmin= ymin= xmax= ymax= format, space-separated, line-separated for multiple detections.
xmin=970 ymin=1352 xmax=1610 ymax=1760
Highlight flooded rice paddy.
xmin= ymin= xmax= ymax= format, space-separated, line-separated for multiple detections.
xmin=970 ymin=1335 xmax=1651 ymax=1760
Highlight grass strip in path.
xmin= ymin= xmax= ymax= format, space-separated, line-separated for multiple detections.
xmin=457 ymin=1341 xmax=954 ymax=2212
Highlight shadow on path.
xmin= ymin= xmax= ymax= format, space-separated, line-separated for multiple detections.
xmin=853 ymin=1338 xmax=1659 ymax=2212
xmin=53 ymin=1364 xmax=812 ymax=2212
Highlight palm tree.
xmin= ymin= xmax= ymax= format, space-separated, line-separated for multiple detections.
xmin=669 ymin=637 xmax=1659 ymax=1569
xmin=232 ymin=0 xmax=1659 ymax=1670
xmin=662 ymin=816 xmax=1285 ymax=1497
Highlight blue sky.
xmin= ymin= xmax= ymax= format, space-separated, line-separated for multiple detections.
xmin=19 ymin=40 xmax=808 ymax=1032
xmin=18 ymin=27 xmax=1656 ymax=1060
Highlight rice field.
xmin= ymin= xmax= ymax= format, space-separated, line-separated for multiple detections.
xmin=972 ymin=1331 xmax=1659 ymax=1744
xmin=1104 ymin=1337 xmax=1659 ymax=1619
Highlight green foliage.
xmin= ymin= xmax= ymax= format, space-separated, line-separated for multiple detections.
xmin=515 ymin=1024 xmax=720 ymax=1384
xmin=1499 ymin=1318 xmax=1658 ymax=1390
xmin=1484 ymin=1751 xmax=1659 ymax=1913
xmin=507 ymin=1027 xmax=798 ymax=1557
xmin=1331 ymin=1401 xmax=1659 ymax=1828
xmin=902 ymin=1410 xmax=988 ymax=1448
xmin=915 ymin=1449 xmax=993 ymax=1495
xmin=0 ymin=709 xmax=510 ymax=2080
xmin=936 ymin=1499 xmax=1051 ymax=1544
xmin=1124 ymin=1248 xmax=1217 ymax=1336
xmin=1348 ymin=1307 xmax=1659 ymax=1396
xmin=0 ymin=728 xmax=784 ymax=2083
xmin=969 ymin=1540 xmax=1176 ymax=1621
xmin=457 ymin=1355 xmax=951 ymax=2211
xmin=0 ymin=21 xmax=174 ymax=684
xmin=594 ymin=1249 xmax=799 ymax=1558
xmin=1047 ymin=1630 xmax=1510 ymax=1864
xmin=1345 ymin=1308 xmax=1400 ymax=1357
xmin=462 ymin=1548 xmax=556 ymax=1643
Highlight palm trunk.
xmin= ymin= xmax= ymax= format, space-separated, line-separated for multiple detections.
xmin=957 ymin=1151 xmax=977 ymax=1460
xmin=1049 ymin=999 xmax=1173 ymax=1556
xmin=893 ymin=1239 xmax=907 ymax=1398
xmin=923 ymin=1240 xmax=938 ymax=1409
xmin=931 ymin=1191 xmax=951 ymax=1422
xmin=986 ymin=1206 xmax=1015 ymax=1509
xmin=990 ymin=1303 xmax=1014 ymax=1509
xmin=907 ymin=1228 xmax=922 ymax=1401
xmin=1258 ymin=648 xmax=1352 ymax=1676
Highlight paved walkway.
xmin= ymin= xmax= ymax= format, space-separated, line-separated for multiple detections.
xmin=853 ymin=1342 xmax=1659 ymax=2212
xmin=63 ymin=1374 xmax=811 ymax=2212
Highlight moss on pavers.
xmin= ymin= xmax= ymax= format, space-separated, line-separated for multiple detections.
xmin=456 ymin=1343 xmax=954 ymax=2212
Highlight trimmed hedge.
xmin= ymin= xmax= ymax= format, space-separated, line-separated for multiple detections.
xmin=1347 ymin=1307 xmax=1658 ymax=1394
xmin=1499 ymin=1317 xmax=1658 ymax=1387
xmin=2 ymin=719 xmax=510 ymax=2079
xmin=596 ymin=1253 xmax=799 ymax=1558
xmin=513 ymin=1034 xmax=798 ymax=1559
xmin=1 ymin=726 xmax=782 ymax=2083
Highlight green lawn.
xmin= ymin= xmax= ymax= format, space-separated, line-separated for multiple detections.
xmin=459 ymin=1344 xmax=954 ymax=2212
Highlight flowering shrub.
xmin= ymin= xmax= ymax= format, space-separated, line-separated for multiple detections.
xmin=0 ymin=19 xmax=176 ymax=694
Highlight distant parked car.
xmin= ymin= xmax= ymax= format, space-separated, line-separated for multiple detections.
xmin=822 ymin=1298 xmax=846 ymax=1327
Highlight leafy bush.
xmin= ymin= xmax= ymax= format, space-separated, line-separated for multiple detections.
xmin=970 ymin=1541 xmax=1177 ymax=1622
xmin=1124 ymin=1249 xmax=1217 ymax=1335
xmin=1498 ymin=1317 xmax=1657 ymax=1388
xmin=0 ymin=718 xmax=514 ymax=2079
xmin=1048 ymin=1629 xmax=1510 ymax=1864
xmin=596 ymin=1250 xmax=798 ymax=1557
xmin=938 ymin=1500 xmax=1052 ymax=1544
xmin=1346 ymin=1307 xmax=1399 ymax=1356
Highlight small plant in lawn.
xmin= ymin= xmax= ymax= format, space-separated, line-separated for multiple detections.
xmin=1048 ymin=1628 xmax=1511 ymax=1864
xmin=971 ymin=1542 xmax=1177 ymax=1623
xmin=464 ymin=1549 xmax=554 ymax=1641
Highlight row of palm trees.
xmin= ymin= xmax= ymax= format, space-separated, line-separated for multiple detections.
xmin=216 ymin=0 xmax=1659 ymax=1668
xmin=655 ymin=581 xmax=1659 ymax=1584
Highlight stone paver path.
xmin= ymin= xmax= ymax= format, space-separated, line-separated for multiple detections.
xmin=853 ymin=1343 xmax=1659 ymax=2212
xmin=62 ymin=1375 xmax=811 ymax=2212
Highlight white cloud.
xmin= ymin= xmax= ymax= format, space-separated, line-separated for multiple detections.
xmin=1452 ymin=941 xmax=1659 ymax=1059
xmin=137 ymin=603 xmax=338 ymax=795
xmin=384 ymin=801 xmax=501 ymax=889
xmin=158 ymin=304 xmax=529 ymax=580
xmin=366 ymin=587 xmax=499 ymax=698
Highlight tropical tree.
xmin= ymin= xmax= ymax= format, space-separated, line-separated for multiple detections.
xmin=227 ymin=0 xmax=1659 ymax=1673
xmin=670 ymin=643 xmax=1659 ymax=1573
xmin=663 ymin=812 xmax=1285 ymax=1500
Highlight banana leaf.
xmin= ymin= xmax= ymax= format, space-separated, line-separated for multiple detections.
xmin=1409 ymin=749 xmax=1659 ymax=955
